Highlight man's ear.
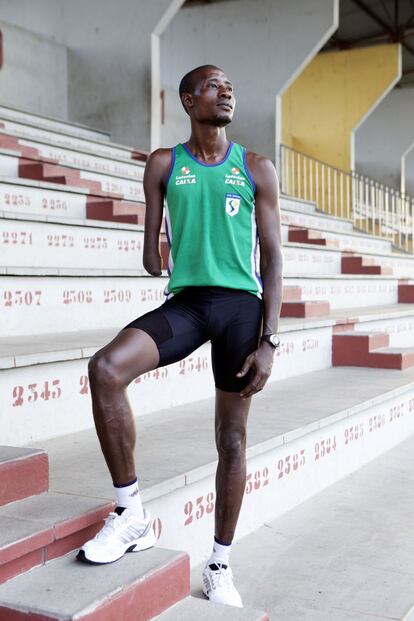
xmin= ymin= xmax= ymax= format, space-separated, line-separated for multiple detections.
xmin=181 ymin=92 xmax=193 ymax=115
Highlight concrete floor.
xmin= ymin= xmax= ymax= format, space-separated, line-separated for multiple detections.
xmin=191 ymin=434 xmax=414 ymax=621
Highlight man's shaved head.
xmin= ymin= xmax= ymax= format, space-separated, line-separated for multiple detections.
xmin=179 ymin=65 xmax=224 ymax=113
xmin=179 ymin=65 xmax=222 ymax=98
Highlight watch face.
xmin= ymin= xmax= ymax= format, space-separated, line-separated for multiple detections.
xmin=270 ymin=334 xmax=280 ymax=348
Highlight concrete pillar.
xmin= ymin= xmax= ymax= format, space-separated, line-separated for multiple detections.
xmin=403 ymin=145 xmax=414 ymax=195
xmin=281 ymin=44 xmax=402 ymax=173
xmin=355 ymin=88 xmax=414 ymax=191
xmin=160 ymin=0 xmax=339 ymax=160
xmin=0 ymin=0 xmax=185 ymax=149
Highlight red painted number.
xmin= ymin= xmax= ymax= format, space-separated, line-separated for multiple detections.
xmin=11 ymin=379 xmax=61 ymax=407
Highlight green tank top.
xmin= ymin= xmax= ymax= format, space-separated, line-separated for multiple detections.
xmin=164 ymin=141 xmax=262 ymax=299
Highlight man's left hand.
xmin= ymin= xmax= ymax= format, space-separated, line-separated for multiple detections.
xmin=236 ymin=343 xmax=275 ymax=399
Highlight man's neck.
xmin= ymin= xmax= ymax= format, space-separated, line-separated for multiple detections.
xmin=186 ymin=124 xmax=230 ymax=164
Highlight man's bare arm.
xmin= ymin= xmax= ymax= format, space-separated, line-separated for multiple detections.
xmin=237 ymin=152 xmax=283 ymax=399
xmin=252 ymin=154 xmax=283 ymax=335
xmin=142 ymin=149 xmax=172 ymax=276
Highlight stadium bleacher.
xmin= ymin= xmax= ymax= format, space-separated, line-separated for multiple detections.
xmin=1 ymin=99 xmax=414 ymax=621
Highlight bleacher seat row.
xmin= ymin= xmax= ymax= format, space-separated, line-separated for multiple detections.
xmin=1 ymin=106 xmax=414 ymax=620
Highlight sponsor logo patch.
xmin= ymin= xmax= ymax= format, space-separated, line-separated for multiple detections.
xmin=225 ymin=193 xmax=241 ymax=217
xmin=225 ymin=167 xmax=245 ymax=186
xmin=175 ymin=166 xmax=197 ymax=185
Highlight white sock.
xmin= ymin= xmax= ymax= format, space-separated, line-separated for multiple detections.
xmin=114 ymin=478 xmax=144 ymax=519
xmin=209 ymin=538 xmax=232 ymax=566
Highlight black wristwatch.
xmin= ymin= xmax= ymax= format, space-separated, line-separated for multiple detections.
xmin=260 ymin=334 xmax=280 ymax=349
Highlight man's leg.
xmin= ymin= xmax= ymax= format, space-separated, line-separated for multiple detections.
xmin=202 ymin=389 xmax=250 ymax=607
xmin=79 ymin=294 xmax=209 ymax=565
xmin=77 ymin=328 xmax=160 ymax=564
xmin=214 ymin=388 xmax=251 ymax=544
xmin=202 ymin=289 xmax=261 ymax=607
xmin=88 ymin=328 xmax=160 ymax=485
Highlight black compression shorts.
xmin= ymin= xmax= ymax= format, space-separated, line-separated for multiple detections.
xmin=122 ymin=286 xmax=263 ymax=393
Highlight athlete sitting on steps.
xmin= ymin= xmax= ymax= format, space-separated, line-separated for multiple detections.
xmin=77 ymin=64 xmax=283 ymax=609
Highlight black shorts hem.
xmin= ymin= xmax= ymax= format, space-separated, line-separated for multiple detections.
xmin=121 ymin=324 xmax=163 ymax=367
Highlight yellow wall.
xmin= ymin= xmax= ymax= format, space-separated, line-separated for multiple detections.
xmin=281 ymin=44 xmax=401 ymax=172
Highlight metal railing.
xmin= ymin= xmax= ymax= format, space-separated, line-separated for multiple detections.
xmin=280 ymin=144 xmax=414 ymax=253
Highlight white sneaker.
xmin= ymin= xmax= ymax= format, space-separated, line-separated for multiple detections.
xmin=202 ymin=562 xmax=243 ymax=608
xmin=77 ymin=508 xmax=156 ymax=564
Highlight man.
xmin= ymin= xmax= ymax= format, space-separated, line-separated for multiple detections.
xmin=77 ymin=65 xmax=283 ymax=609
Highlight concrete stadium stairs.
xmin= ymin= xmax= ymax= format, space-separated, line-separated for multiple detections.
xmin=1 ymin=106 xmax=414 ymax=619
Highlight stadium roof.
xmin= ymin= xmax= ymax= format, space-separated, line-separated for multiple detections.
xmin=323 ymin=0 xmax=414 ymax=87
xmin=184 ymin=0 xmax=414 ymax=87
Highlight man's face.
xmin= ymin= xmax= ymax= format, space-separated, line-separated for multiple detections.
xmin=185 ymin=69 xmax=236 ymax=126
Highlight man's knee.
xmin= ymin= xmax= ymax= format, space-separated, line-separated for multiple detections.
xmin=217 ymin=428 xmax=246 ymax=463
xmin=88 ymin=350 xmax=124 ymax=388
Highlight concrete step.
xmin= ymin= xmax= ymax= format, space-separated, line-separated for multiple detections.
xmin=288 ymin=226 xmax=339 ymax=247
xmin=190 ymin=434 xmax=414 ymax=619
xmin=154 ymin=596 xmax=269 ymax=620
xmin=280 ymin=300 xmax=330 ymax=318
xmin=0 ymin=176 xmax=91 ymax=219
xmin=0 ymin=176 xmax=114 ymax=220
xmin=280 ymin=195 xmax=317 ymax=214
xmin=0 ymin=212 xmax=147 ymax=271
xmin=288 ymin=274 xmax=398 ymax=308
xmin=0 ymin=493 xmax=112 ymax=584
xmin=281 ymin=203 xmax=392 ymax=254
xmin=333 ymin=332 xmax=414 ymax=369
xmin=2 ymin=274 xmax=371 ymax=337
xmin=0 ymin=547 xmax=189 ymax=620
xmin=86 ymin=197 xmax=145 ymax=225
xmin=36 ymin=365 xmax=414 ymax=571
xmin=0 ymin=119 xmax=147 ymax=163
xmin=0 ymin=135 xmax=39 ymax=160
xmin=399 ymin=283 xmax=414 ymax=303
xmin=0 ymin=152 xmax=20 ymax=177
xmin=341 ymin=255 xmax=393 ymax=275
xmin=18 ymin=158 xmax=145 ymax=202
xmin=284 ymin=223 xmax=392 ymax=255
xmin=19 ymin=159 xmax=102 ymax=193
xmin=0 ymin=136 xmax=144 ymax=180
xmin=0 ymin=104 xmax=111 ymax=142
xmin=0 ymin=274 xmax=402 ymax=340
xmin=0 ymin=313 xmax=336 ymax=444
xmin=285 ymin=242 xmax=414 ymax=278
xmin=0 ymin=447 xmax=48 ymax=507
xmin=4 ymin=209 xmax=414 ymax=279
xmin=2 ymin=293 xmax=414 ymax=446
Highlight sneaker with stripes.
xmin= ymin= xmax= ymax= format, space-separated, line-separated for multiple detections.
xmin=202 ymin=562 xmax=243 ymax=608
xmin=77 ymin=508 xmax=156 ymax=564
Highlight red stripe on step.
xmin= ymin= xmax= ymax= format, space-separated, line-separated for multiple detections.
xmin=45 ymin=521 xmax=105 ymax=562
xmin=0 ymin=453 xmax=48 ymax=507
xmin=84 ymin=553 xmax=190 ymax=621
xmin=0 ymin=528 xmax=52 ymax=565
xmin=0 ymin=549 xmax=43 ymax=587
xmin=53 ymin=502 xmax=114 ymax=540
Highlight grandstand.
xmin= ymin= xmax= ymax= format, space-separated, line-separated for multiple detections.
xmin=1 ymin=0 xmax=414 ymax=619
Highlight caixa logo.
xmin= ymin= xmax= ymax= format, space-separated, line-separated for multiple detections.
xmin=175 ymin=166 xmax=197 ymax=185
xmin=225 ymin=167 xmax=245 ymax=187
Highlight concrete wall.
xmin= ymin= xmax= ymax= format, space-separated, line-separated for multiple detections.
xmin=0 ymin=0 xmax=180 ymax=149
xmin=0 ymin=19 xmax=68 ymax=118
xmin=355 ymin=88 xmax=414 ymax=191
xmin=160 ymin=0 xmax=338 ymax=159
